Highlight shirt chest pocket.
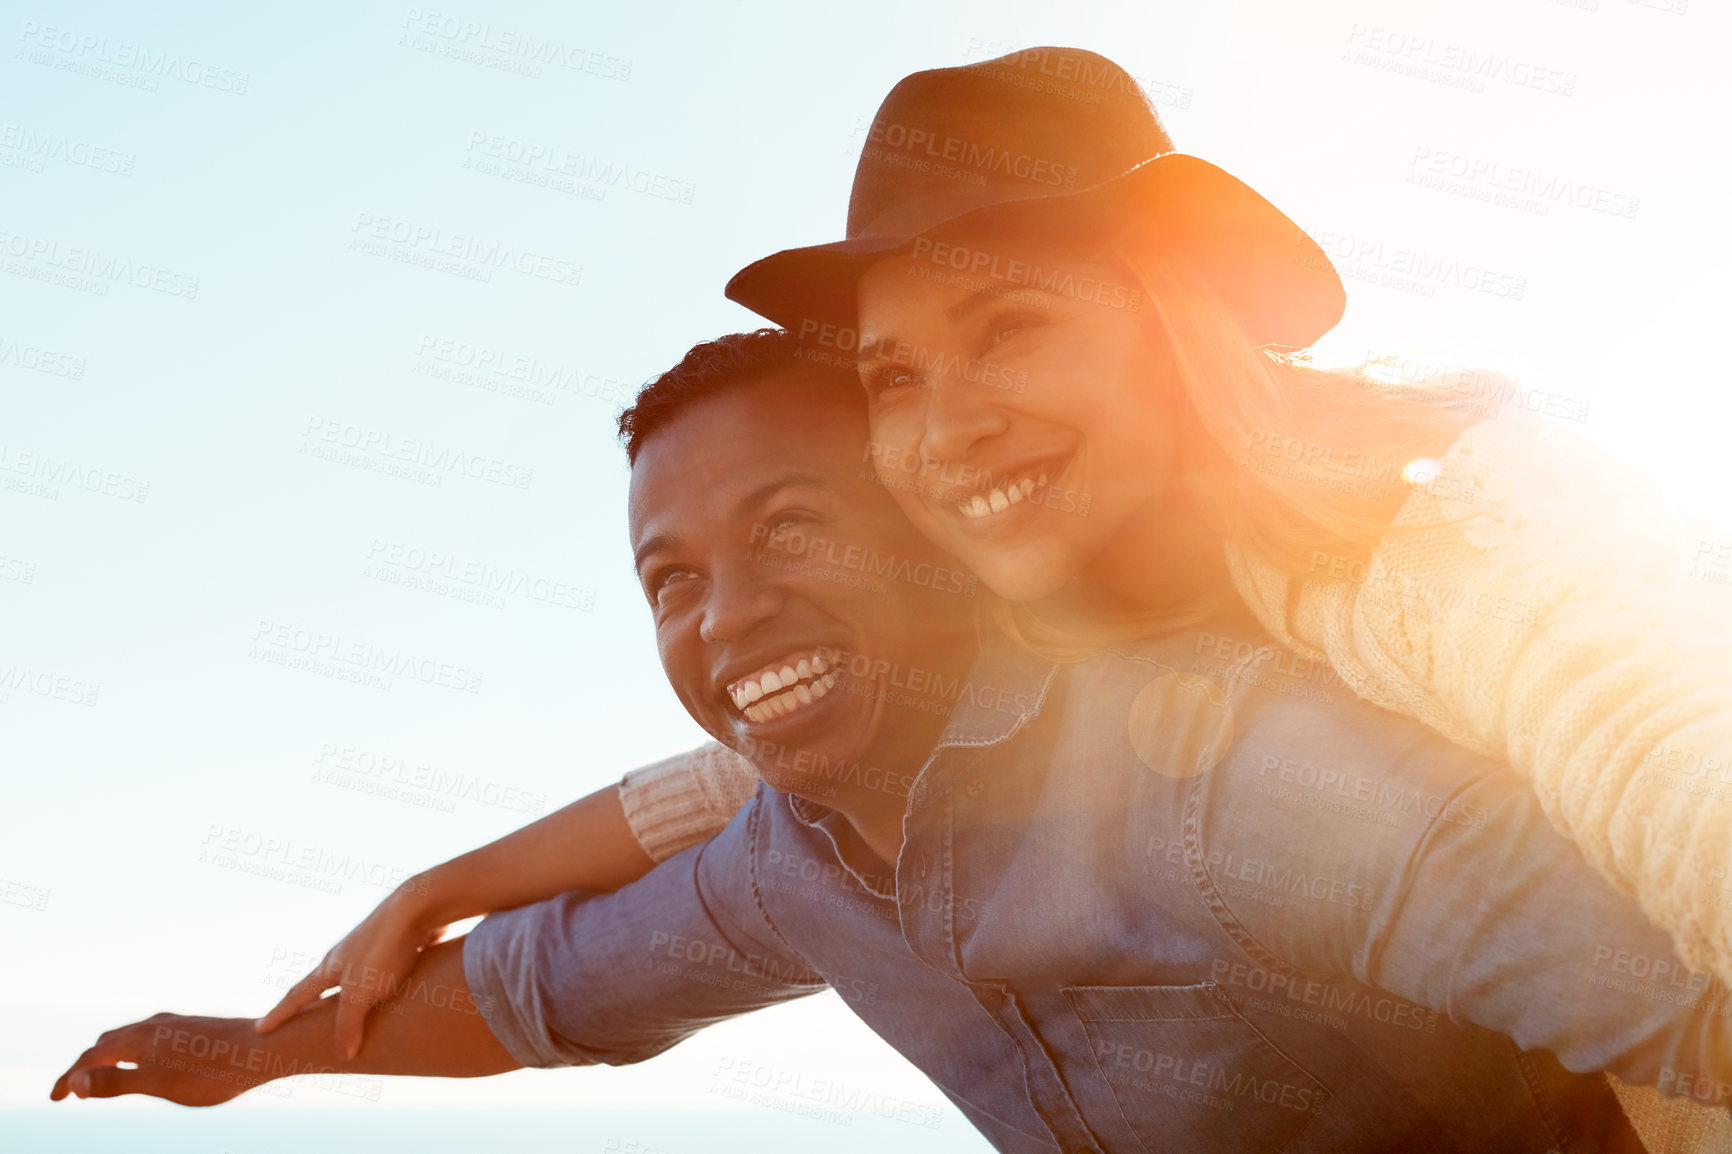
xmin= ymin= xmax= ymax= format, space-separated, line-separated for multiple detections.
xmin=1063 ymin=982 xmax=1329 ymax=1154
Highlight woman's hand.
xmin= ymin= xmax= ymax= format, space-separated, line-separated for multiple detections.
xmin=254 ymin=875 xmax=444 ymax=1060
xmin=256 ymin=780 xmax=662 ymax=1059
xmin=51 ymin=1013 xmax=268 ymax=1106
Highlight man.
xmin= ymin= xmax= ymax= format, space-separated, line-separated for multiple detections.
xmin=53 ymin=330 xmax=1729 ymax=1151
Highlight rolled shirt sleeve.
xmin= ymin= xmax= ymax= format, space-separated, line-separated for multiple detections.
xmin=464 ymin=792 xmax=825 ymax=1069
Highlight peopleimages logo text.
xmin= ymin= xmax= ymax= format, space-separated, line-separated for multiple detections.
xmin=910 ymin=238 xmax=1142 ymax=311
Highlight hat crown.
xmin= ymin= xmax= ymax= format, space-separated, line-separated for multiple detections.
xmin=847 ymin=47 xmax=1175 ymax=239
xmin=725 ymin=46 xmax=1346 ymax=352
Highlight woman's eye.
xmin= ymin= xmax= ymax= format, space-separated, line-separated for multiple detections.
xmin=863 ymin=366 xmax=921 ymax=397
xmin=987 ymin=312 xmax=1036 ymax=348
xmin=764 ymin=510 xmax=821 ymax=544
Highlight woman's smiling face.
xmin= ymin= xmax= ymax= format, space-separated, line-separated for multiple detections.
xmin=854 ymin=225 xmax=1180 ymax=604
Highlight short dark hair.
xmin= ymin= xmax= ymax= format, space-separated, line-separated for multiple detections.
xmin=618 ymin=329 xmax=856 ymax=464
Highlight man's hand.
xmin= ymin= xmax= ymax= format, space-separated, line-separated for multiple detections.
xmin=51 ymin=1013 xmax=287 ymax=1106
xmin=51 ymin=938 xmax=519 ymax=1106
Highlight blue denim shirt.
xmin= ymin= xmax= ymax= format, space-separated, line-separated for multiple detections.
xmin=466 ymin=623 xmax=1728 ymax=1152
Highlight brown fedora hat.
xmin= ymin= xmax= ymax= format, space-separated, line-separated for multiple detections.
xmin=725 ymin=46 xmax=1345 ymax=349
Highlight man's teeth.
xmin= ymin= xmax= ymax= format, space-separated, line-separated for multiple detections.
xmin=729 ymin=653 xmax=840 ymax=716
xmin=958 ymin=474 xmax=1048 ymax=520
xmin=740 ymin=670 xmax=840 ymax=723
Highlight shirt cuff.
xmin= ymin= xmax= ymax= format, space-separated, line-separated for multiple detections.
xmin=462 ymin=906 xmax=600 ymax=1070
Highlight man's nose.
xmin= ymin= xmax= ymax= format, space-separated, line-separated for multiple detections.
xmin=918 ymin=370 xmax=1008 ymax=465
xmin=699 ymin=558 xmax=784 ymax=644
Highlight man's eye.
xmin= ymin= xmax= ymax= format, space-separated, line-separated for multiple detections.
xmin=651 ymin=569 xmax=697 ymax=601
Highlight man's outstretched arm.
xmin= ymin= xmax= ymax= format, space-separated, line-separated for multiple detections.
xmin=50 ymin=937 xmax=517 ymax=1106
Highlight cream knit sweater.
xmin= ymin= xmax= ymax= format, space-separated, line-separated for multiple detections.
xmin=617 ymin=414 xmax=1732 ymax=1149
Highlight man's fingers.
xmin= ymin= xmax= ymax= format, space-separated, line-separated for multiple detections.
xmin=76 ymin=1065 xmax=148 ymax=1100
xmin=50 ymin=1035 xmax=136 ymax=1101
xmin=51 ymin=1039 xmax=141 ymax=1101
xmin=50 ymin=1068 xmax=88 ymax=1101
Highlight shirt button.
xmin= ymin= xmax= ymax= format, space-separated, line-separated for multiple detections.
xmin=965 ymin=779 xmax=984 ymax=797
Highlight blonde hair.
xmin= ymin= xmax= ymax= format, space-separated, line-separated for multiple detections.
xmin=995 ymin=242 xmax=1483 ymax=661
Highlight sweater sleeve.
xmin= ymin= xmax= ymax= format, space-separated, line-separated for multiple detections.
xmin=616 ymin=741 xmax=761 ymax=863
xmin=1229 ymin=415 xmax=1732 ymax=1153
xmin=1228 ymin=415 xmax=1732 ymax=975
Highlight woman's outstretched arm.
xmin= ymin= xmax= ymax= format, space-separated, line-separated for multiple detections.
xmin=256 ymin=741 xmax=758 ymax=1058
xmin=1231 ymin=413 xmax=1732 ymax=980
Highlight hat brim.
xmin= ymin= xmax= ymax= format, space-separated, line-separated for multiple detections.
xmin=724 ymin=154 xmax=1345 ymax=351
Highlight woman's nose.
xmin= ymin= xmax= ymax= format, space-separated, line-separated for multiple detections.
xmin=917 ymin=370 xmax=1009 ymax=465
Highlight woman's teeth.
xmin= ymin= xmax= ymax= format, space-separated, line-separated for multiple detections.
xmin=958 ymin=474 xmax=1047 ymax=520
xmin=729 ymin=652 xmax=841 ymax=723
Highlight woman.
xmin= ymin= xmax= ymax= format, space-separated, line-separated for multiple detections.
xmin=262 ymin=45 xmax=1731 ymax=1149
xmin=722 ymin=41 xmax=1732 ymax=986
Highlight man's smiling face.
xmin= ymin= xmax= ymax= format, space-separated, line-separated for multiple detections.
xmin=629 ymin=364 xmax=977 ymax=797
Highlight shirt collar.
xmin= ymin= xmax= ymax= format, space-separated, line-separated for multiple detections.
xmin=786 ymin=794 xmax=899 ymax=898
xmin=783 ymin=626 xmax=1057 ymax=892
xmin=928 ymin=624 xmax=1059 ymax=750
